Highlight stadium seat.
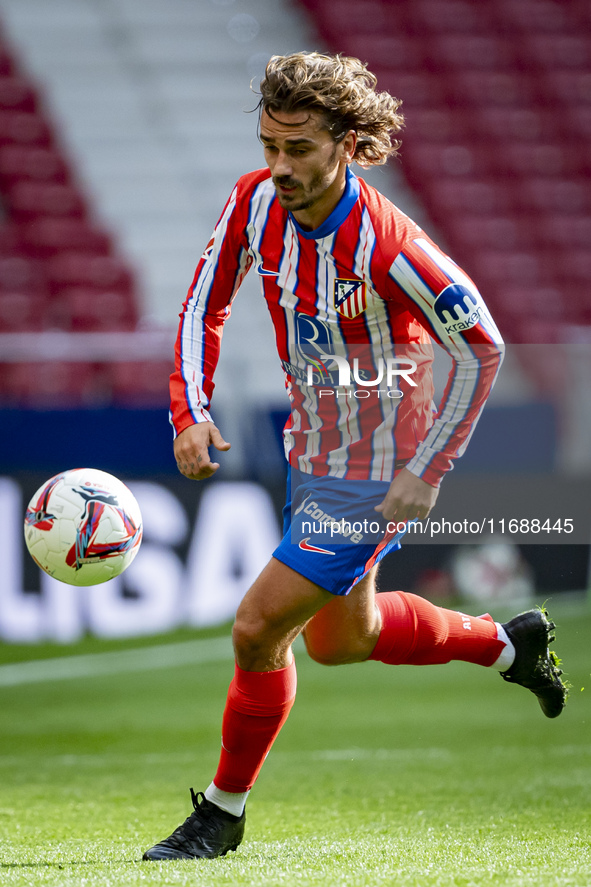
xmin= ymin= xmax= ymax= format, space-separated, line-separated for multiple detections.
xmin=572 ymin=0 xmax=591 ymax=28
xmin=491 ymin=0 xmax=574 ymax=33
xmin=522 ymin=34 xmax=591 ymax=69
xmin=0 ymin=291 xmax=47 ymax=331
xmin=19 ymin=217 xmax=112 ymax=259
xmin=490 ymin=284 xmax=564 ymax=318
xmin=0 ymin=74 xmax=37 ymax=112
xmin=472 ymin=250 xmax=545 ymax=287
xmin=544 ymin=70 xmax=591 ymax=105
xmin=426 ymin=35 xmax=516 ymax=70
xmin=0 ymin=144 xmax=70 ymax=186
xmin=50 ymin=286 xmax=137 ymax=332
xmin=0 ymin=360 xmax=107 ymax=407
xmin=427 ymin=179 xmax=513 ymax=217
xmin=0 ymin=254 xmax=46 ymax=295
xmin=516 ymin=178 xmax=589 ymax=214
xmin=402 ymin=108 xmax=466 ymax=143
xmin=537 ymin=214 xmax=591 ymax=248
xmin=475 ymin=108 xmax=552 ymax=141
xmin=373 ymin=71 xmax=444 ymax=107
xmin=110 ymin=360 xmax=174 ymax=406
xmin=306 ymin=0 xmax=394 ymax=40
xmin=409 ymin=0 xmax=492 ymax=33
xmin=45 ymin=253 xmax=134 ymax=297
xmin=6 ymin=180 xmax=86 ymax=220
xmin=0 ymin=110 xmax=52 ymax=146
xmin=337 ymin=34 xmax=425 ymax=71
xmin=0 ymin=223 xmax=22 ymax=255
xmin=406 ymin=143 xmax=477 ymax=179
xmin=447 ymin=71 xmax=537 ymax=107
xmin=496 ymin=143 xmax=575 ymax=177
xmin=0 ymin=43 xmax=14 ymax=77
xmin=450 ymin=216 xmax=527 ymax=251
xmin=567 ymin=106 xmax=591 ymax=138
xmin=559 ymin=249 xmax=591 ymax=280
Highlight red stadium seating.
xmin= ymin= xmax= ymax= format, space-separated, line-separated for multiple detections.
xmin=0 ymin=110 xmax=52 ymax=146
xmin=49 ymin=286 xmax=137 ymax=332
xmin=44 ymin=252 xmax=134 ymax=297
xmin=0 ymin=360 xmax=107 ymax=407
xmin=567 ymin=105 xmax=591 ymax=137
xmin=110 ymin=360 xmax=174 ymax=406
xmin=409 ymin=0 xmax=493 ymax=33
xmin=19 ymin=217 xmax=112 ymax=258
xmin=0 ymin=28 xmax=146 ymax=406
xmin=544 ymin=69 xmax=591 ymax=104
xmin=0 ymin=75 xmax=37 ymax=112
xmin=522 ymin=34 xmax=591 ymax=69
xmin=373 ymin=71 xmax=445 ymax=106
xmin=449 ymin=216 xmax=527 ymax=251
xmin=447 ymin=71 xmax=538 ymax=107
xmin=474 ymin=108 xmax=553 ymax=141
xmin=0 ymin=223 xmax=22 ymax=255
xmin=402 ymin=108 xmax=465 ymax=144
xmin=5 ymin=181 xmax=87 ymax=220
xmin=298 ymin=0 xmax=591 ymax=344
xmin=426 ymin=35 xmax=516 ymax=71
xmin=0 ymin=44 xmax=14 ymax=77
xmin=0 ymin=254 xmax=46 ymax=295
xmin=337 ymin=34 xmax=425 ymax=71
xmin=406 ymin=143 xmax=477 ymax=179
xmin=492 ymin=1 xmax=575 ymax=33
xmin=516 ymin=178 xmax=589 ymax=214
xmin=0 ymin=144 xmax=70 ymax=186
xmin=0 ymin=291 xmax=47 ymax=331
xmin=537 ymin=214 xmax=591 ymax=248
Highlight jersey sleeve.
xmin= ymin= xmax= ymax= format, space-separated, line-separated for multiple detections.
xmin=169 ymin=181 xmax=253 ymax=437
xmin=387 ymin=237 xmax=505 ymax=486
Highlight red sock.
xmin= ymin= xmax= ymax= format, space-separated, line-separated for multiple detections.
xmin=369 ymin=591 xmax=504 ymax=667
xmin=213 ymin=660 xmax=297 ymax=793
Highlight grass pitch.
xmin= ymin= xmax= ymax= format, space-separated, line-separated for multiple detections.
xmin=1 ymin=600 xmax=590 ymax=887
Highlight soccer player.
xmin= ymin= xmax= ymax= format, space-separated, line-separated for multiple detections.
xmin=143 ymin=52 xmax=567 ymax=861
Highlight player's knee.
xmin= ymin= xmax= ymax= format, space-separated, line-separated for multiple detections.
xmin=232 ymin=615 xmax=267 ymax=661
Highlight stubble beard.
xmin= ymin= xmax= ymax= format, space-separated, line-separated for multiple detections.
xmin=274 ymin=161 xmax=334 ymax=213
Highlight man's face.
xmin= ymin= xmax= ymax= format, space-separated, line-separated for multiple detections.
xmin=259 ymin=108 xmax=354 ymax=220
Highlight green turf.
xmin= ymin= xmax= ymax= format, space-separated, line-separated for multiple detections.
xmin=1 ymin=599 xmax=590 ymax=886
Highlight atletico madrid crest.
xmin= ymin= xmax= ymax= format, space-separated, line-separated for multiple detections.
xmin=334 ymin=278 xmax=367 ymax=318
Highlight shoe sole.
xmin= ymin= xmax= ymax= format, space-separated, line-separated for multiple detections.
xmin=143 ymin=843 xmax=241 ymax=861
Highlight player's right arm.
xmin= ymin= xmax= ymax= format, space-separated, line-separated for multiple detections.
xmin=169 ymin=175 xmax=257 ymax=471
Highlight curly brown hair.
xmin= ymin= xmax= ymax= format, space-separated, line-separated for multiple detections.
xmin=257 ymin=51 xmax=404 ymax=167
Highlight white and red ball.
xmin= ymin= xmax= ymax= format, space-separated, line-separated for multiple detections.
xmin=24 ymin=468 xmax=143 ymax=586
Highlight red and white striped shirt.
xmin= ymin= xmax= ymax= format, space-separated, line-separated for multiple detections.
xmin=170 ymin=167 xmax=504 ymax=487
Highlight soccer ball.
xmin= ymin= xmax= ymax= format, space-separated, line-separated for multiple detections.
xmin=24 ymin=468 xmax=143 ymax=586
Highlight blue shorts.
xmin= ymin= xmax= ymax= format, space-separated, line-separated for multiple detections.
xmin=272 ymin=467 xmax=407 ymax=596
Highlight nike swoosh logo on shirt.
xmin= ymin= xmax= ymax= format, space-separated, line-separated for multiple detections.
xmin=298 ymin=538 xmax=336 ymax=555
xmin=255 ymin=261 xmax=280 ymax=276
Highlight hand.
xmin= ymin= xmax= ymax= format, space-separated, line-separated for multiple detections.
xmin=173 ymin=422 xmax=231 ymax=480
xmin=374 ymin=467 xmax=439 ymax=523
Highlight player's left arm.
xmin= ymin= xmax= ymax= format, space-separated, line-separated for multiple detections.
xmin=377 ymin=236 xmax=504 ymax=521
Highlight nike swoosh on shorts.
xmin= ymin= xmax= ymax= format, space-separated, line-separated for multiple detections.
xmin=298 ymin=538 xmax=336 ymax=555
